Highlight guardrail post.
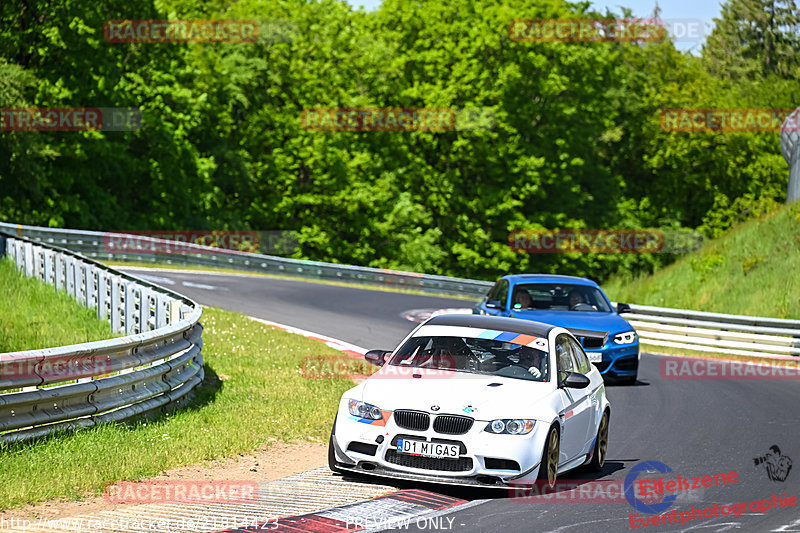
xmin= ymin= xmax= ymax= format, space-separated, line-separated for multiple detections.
xmin=140 ymin=288 xmax=152 ymax=332
xmin=54 ymin=253 xmax=64 ymax=291
xmin=72 ymin=259 xmax=82 ymax=302
xmin=169 ymin=299 xmax=182 ymax=325
xmin=44 ymin=250 xmax=54 ymax=285
xmin=110 ymin=276 xmax=122 ymax=332
xmin=98 ymin=272 xmax=109 ymax=321
xmin=125 ymin=283 xmax=138 ymax=334
xmin=14 ymin=240 xmax=23 ymax=269
xmin=66 ymin=257 xmax=75 ymax=297
xmin=33 ymin=245 xmax=43 ymax=279
xmin=23 ymin=241 xmax=34 ymax=276
xmin=84 ymin=264 xmax=94 ymax=309
xmin=156 ymin=294 xmax=168 ymax=328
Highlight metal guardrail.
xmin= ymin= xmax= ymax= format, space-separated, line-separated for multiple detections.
xmin=2 ymin=222 xmax=798 ymax=361
xmin=0 ymin=232 xmax=204 ymax=444
xmin=0 ymin=222 xmax=493 ymax=297
xmin=622 ymin=304 xmax=800 ymax=360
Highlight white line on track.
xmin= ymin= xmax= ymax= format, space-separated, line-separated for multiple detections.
xmin=133 ymin=274 xmax=176 ymax=285
xmin=181 ymin=281 xmax=227 ymax=291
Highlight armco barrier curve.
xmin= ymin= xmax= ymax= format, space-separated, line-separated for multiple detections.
xmin=622 ymin=304 xmax=800 ymax=359
xmin=0 ymin=222 xmax=492 ymax=297
xmin=0 ymin=232 xmax=204 ymax=444
xmin=2 ymin=222 xmax=798 ymax=361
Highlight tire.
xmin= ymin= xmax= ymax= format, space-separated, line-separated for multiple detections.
xmin=588 ymin=410 xmax=609 ymax=472
xmin=537 ymin=425 xmax=560 ymax=489
xmin=328 ymin=416 xmax=344 ymax=474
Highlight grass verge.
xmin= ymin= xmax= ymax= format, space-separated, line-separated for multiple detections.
xmin=603 ymin=202 xmax=800 ymax=319
xmin=0 ymin=258 xmax=118 ymax=352
xmin=0 ymin=307 xmax=356 ymax=509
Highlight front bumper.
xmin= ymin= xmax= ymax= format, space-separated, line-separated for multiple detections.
xmin=587 ymin=342 xmax=639 ymax=380
xmin=331 ymin=413 xmax=548 ymax=488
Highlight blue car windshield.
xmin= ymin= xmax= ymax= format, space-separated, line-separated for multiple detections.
xmin=387 ymin=336 xmax=549 ymax=382
xmin=512 ymin=283 xmax=612 ymax=313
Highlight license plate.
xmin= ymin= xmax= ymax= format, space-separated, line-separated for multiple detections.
xmin=396 ymin=438 xmax=460 ymax=459
xmin=588 ymin=352 xmax=602 ymax=363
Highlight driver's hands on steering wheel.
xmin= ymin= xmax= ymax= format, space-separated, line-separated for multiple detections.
xmin=528 ymin=366 xmax=541 ymax=378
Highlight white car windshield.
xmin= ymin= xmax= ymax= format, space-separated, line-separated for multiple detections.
xmin=387 ymin=335 xmax=549 ymax=382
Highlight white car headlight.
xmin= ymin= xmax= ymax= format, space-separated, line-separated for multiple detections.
xmin=613 ymin=331 xmax=637 ymax=344
xmin=348 ymin=399 xmax=382 ymax=420
xmin=484 ymin=419 xmax=536 ymax=435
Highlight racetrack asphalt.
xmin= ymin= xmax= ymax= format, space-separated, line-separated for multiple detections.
xmin=123 ymin=267 xmax=800 ymax=533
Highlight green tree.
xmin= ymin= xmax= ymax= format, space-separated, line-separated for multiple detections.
xmin=703 ymin=0 xmax=800 ymax=80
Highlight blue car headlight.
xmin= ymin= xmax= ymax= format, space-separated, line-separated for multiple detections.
xmin=348 ymin=399 xmax=382 ymax=420
xmin=613 ymin=331 xmax=637 ymax=344
xmin=484 ymin=419 xmax=536 ymax=435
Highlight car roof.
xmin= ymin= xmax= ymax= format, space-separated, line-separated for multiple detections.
xmin=424 ymin=314 xmax=554 ymax=338
xmin=503 ymin=274 xmax=599 ymax=287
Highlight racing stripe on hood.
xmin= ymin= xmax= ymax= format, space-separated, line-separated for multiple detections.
xmin=413 ymin=325 xmax=547 ymax=350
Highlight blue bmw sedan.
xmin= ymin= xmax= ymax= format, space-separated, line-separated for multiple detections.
xmin=474 ymin=274 xmax=639 ymax=384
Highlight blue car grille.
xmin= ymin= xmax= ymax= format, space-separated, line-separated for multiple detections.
xmin=580 ymin=336 xmax=605 ymax=349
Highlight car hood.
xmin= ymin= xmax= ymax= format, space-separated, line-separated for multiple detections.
xmin=508 ymin=309 xmax=633 ymax=336
xmin=357 ymin=369 xmax=557 ymax=421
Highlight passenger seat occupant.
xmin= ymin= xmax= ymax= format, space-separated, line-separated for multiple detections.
xmin=417 ymin=337 xmax=467 ymax=369
xmin=515 ymin=290 xmax=532 ymax=309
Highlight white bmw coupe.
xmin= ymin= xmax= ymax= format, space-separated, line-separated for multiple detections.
xmin=328 ymin=314 xmax=611 ymax=489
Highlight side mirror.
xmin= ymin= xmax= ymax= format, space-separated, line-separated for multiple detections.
xmin=486 ymin=299 xmax=503 ymax=310
xmin=561 ymin=372 xmax=590 ymax=389
xmin=365 ymin=349 xmax=390 ymax=367
xmin=616 ymin=303 xmax=632 ymax=314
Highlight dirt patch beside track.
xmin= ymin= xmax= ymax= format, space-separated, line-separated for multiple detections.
xmin=0 ymin=440 xmax=327 ymax=524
